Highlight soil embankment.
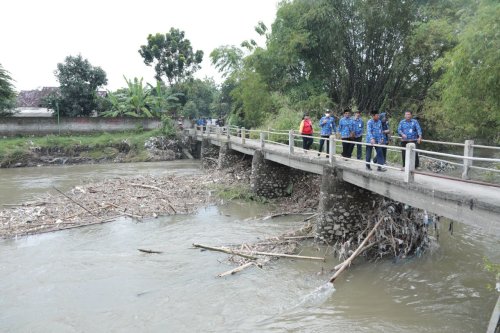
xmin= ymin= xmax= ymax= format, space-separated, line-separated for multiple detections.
xmin=0 ymin=133 xmax=190 ymax=168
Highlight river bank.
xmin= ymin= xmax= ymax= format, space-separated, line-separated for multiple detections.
xmin=0 ymin=130 xmax=188 ymax=168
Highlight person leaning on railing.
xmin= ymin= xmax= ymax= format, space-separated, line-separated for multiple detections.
xmin=398 ymin=110 xmax=423 ymax=168
xmin=352 ymin=110 xmax=364 ymax=160
xmin=299 ymin=113 xmax=314 ymax=150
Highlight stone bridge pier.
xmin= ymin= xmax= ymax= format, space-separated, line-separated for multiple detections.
xmin=250 ymin=150 xmax=295 ymax=198
xmin=317 ymin=166 xmax=393 ymax=243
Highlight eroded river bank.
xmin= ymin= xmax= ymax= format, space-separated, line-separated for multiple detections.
xmin=0 ymin=160 xmax=498 ymax=332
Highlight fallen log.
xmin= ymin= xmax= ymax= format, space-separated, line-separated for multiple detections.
xmin=217 ymin=262 xmax=256 ymax=277
xmin=182 ymin=148 xmax=194 ymax=160
xmin=193 ymin=243 xmax=258 ymax=260
xmin=329 ymin=217 xmax=384 ymax=283
xmin=261 ymin=212 xmax=315 ymax=220
xmin=138 ymin=248 xmax=163 ymax=254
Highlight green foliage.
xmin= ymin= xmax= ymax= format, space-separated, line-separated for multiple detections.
xmin=210 ymin=46 xmax=244 ymax=78
xmin=159 ymin=116 xmax=176 ymax=137
xmin=139 ymin=28 xmax=204 ymax=85
xmin=45 ymin=55 xmax=107 ymax=117
xmin=174 ymin=78 xmax=218 ymax=118
xmin=103 ymin=77 xmax=183 ymax=118
xmin=229 ymin=70 xmax=273 ymax=128
xmin=0 ymin=64 xmax=17 ymax=116
xmin=426 ymin=0 xmax=500 ymax=144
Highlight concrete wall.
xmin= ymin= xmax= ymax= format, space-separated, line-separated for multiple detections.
xmin=0 ymin=117 xmax=161 ymax=136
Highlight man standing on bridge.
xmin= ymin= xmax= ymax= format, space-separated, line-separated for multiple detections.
xmin=352 ymin=110 xmax=364 ymax=160
xmin=338 ymin=108 xmax=355 ymax=158
xmin=318 ymin=109 xmax=336 ymax=157
xmin=398 ymin=110 xmax=422 ymax=168
xmin=366 ymin=110 xmax=386 ymax=171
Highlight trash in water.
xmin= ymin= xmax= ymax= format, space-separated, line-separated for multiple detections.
xmin=295 ymin=282 xmax=336 ymax=308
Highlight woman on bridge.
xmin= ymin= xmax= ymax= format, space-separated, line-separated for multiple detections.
xmin=299 ymin=114 xmax=314 ymax=150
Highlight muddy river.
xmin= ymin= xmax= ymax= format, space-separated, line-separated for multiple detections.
xmin=0 ymin=161 xmax=498 ymax=332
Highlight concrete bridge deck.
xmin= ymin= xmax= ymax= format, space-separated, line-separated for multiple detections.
xmin=193 ymin=131 xmax=500 ymax=236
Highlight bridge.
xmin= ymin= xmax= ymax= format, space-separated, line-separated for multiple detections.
xmin=186 ymin=125 xmax=500 ymax=236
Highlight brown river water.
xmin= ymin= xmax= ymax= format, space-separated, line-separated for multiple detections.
xmin=0 ymin=161 xmax=498 ymax=332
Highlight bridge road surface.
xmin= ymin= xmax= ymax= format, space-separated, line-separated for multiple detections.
xmin=196 ymin=132 xmax=500 ymax=236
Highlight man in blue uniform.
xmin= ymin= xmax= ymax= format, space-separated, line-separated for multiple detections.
xmin=318 ymin=109 xmax=335 ymax=157
xmin=352 ymin=110 xmax=364 ymax=159
xmin=366 ymin=110 xmax=386 ymax=171
xmin=338 ymin=108 xmax=355 ymax=158
xmin=379 ymin=112 xmax=391 ymax=163
xmin=397 ymin=111 xmax=422 ymax=168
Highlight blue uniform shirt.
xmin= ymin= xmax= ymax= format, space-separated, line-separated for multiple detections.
xmin=381 ymin=120 xmax=390 ymax=144
xmin=352 ymin=117 xmax=364 ymax=138
xmin=338 ymin=117 xmax=354 ymax=138
xmin=366 ymin=118 xmax=383 ymax=143
xmin=319 ymin=116 xmax=335 ymax=136
xmin=397 ymin=119 xmax=422 ymax=141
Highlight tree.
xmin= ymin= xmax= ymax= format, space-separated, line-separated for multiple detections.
xmin=139 ymin=28 xmax=204 ymax=85
xmin=0 ymin=64 xmax=17 ymax=116
xmin=45 ymin=55 xmax=107 ymax=117
xmin=426 ymin=0 xmax=500 ymax=144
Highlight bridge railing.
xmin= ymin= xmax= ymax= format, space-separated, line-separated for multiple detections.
xmin=195 ymin=125 xmax=500 ymax=185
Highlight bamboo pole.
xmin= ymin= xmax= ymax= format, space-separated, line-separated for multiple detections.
xmin=192 ymin=243 xmax=259 ymax=260
xmin=329 ymin=218 xmax=384 ymax=283
xmin=217 ymin=262 xmax=255 ymax=277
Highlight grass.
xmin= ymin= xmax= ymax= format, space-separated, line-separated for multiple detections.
xmin=210 ymin=183 xmax=268 ymax=203
xmin=0 ymin=129 xmax=166 ymax=166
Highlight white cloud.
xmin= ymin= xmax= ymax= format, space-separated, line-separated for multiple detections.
xmin=1 ymin=0 xmax=278 ymax=91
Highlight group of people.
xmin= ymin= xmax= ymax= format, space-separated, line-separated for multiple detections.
xmin=299 ymin=109 xmax=422 ymax=171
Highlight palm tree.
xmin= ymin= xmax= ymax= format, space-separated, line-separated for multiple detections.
xmin=0 ymin=64 xmax=17 ymax=115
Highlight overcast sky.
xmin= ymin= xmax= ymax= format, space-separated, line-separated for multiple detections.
xmin=1 ymin=0 xmax=279 ymax=91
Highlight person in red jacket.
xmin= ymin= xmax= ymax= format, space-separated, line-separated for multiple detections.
xmin=299 ymin=114 xmax=314 ymax=150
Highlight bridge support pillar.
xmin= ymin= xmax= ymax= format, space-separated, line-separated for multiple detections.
xmin=218 ymin=143 xmax=244 ymax=169
xmin=316 ymin=166 xmax=384 ymax=243
xmin=201 ymin=138 xmax=220 ymax=169
xmin=251 ymin=150 xmax=293 ymax=198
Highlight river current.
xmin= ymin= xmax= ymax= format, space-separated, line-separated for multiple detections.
xmin=0 ymin=161 xmax=498 ymax=332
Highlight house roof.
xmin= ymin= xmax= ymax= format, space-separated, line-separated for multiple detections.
xmin=16 ymin=87 xmax=58 ymax=107
xmin=16 ymin=87 xmax=107 ymax=107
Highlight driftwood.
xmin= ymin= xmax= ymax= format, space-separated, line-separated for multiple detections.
xmin=217 ymin=262 xmax=260 ymax=277
xmin=332 ymin=241 xmax=380 ymax=271
xmin=138 ymin=248 xmax=163 ymax=254
xmin=329 ymin=218 xmax=384 ymax=283
xmin=261 ymin=212 xmax=315 ymax=220
xmin=182 ymin=148 xmax=194 ymax=160
xmin=193 ymin=243 xmax=259 ymax=260
xmin=193 ymin=243 xmax=324 ymax=261
xmin=243 ymin=250 xmax=324 ymax=261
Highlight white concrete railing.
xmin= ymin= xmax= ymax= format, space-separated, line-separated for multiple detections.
xmin=195 ymin=125 xmax=500 ymax=184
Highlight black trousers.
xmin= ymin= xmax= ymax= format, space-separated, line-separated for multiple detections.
xmin=401 ymin=141 xmax=420 ymax=168
xmin=341 ymin=138 xmax=355 ymax=158
xmin=302 ymin=136 xmax=313 ymax=150
xmin=319 ymin=135 xmax=330 ymax=154
xmin=353 ymin=136 xmax=363 ymax=159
